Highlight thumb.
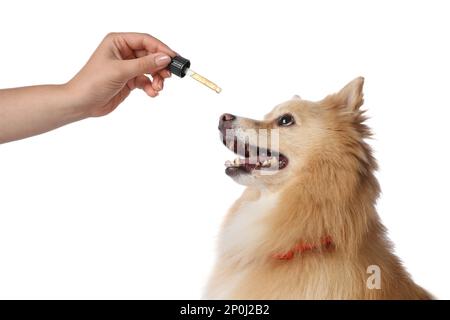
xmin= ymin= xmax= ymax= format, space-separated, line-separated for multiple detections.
xmin=123 ymin=53 xmax=171 ymax=78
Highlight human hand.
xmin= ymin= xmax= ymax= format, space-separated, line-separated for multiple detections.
xmin=66 ymin=32 xmax=176 ymax=117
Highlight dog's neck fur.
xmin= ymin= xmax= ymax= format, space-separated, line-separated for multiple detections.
xmin=219 ymin=127 xmax=383 ymax=265
xmin=268 ymin=149 xmax=381 ymax=258
xmin=249 ymin=110 xmax=383 ymax=260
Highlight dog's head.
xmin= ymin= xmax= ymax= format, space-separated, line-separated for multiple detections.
xmin=219 ymin=77 xmax=370 ymax=189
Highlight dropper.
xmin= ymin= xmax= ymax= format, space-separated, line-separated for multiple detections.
xmin=168 ymin=55 xmax=222 ymax=94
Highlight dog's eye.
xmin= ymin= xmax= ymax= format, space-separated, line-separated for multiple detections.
xmin=277 ymin=114 xmax=295 ymax=127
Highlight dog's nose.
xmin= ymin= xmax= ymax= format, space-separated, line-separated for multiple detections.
xmin=221 ymin=113 xmax=235 ymax=122
xmin=219 ymin=113 xmax=236 ymax=131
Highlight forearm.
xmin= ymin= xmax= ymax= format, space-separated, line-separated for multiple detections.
xmin=0 ymin=84 xmax=86 ymax=144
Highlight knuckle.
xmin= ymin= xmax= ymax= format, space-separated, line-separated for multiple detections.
xmin=137 ymin=32 xmax=151 ymax=38
xmin=105 ymin=32 xmax=118 ymax=40
xmin=138 ymin=57 xmax=151 ymax=72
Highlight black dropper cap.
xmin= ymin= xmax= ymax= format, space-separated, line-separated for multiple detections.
xmin=169 ymin=55 xmax=191 ymax=78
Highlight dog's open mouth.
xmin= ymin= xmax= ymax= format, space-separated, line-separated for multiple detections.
xmin=222 ymin=136 xmax=289 ymax=177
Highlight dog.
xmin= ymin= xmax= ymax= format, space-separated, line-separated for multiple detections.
xmin=204 ymin=77 xmax=432 ymax=299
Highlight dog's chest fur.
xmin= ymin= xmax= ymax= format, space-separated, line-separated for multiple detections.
xmin=219 ymin=191 xmax=279 ymax=259
xmin=205 ymin=190 xmax=363 ymax=299
xmin=205 ymin=191 xmax=279 ymax=299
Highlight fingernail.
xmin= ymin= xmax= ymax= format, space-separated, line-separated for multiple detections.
xmin=155 ymin=54 xmax=171 ymax=66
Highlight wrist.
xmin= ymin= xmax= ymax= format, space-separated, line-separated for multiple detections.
xmin=61 ymin=81 xmax=91 ymax=121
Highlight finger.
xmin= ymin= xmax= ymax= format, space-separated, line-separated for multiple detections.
xmin=126 ymin=78 xmax=136 ymax=91
xmin=134 ymin=75 xmax=152 ymax=90
xmin=135 ymin=50 xmax=173 ymax=79
xmin=122 ymin=52 xmax=171 ymax=78
xmin=152 ymin=74 xmax=164 ymax=91
xmin=135 ymin=50 xmax=173 ymax=78
xmin=159 ymin=69 xmax=171 ymax=79
xmin=115 ymin=32 xmax=176 ymax=57
xmin=127 ymin=75 xmax=152 ymax=91
xmin=144 ymin=81 xmax=158 ymax=97
xmin=134 ymin=51 xmax=172 ymax=79
xmin=134 ymin=49 xmax=148 ymax=58
xmin=106 ymin=35 xmax=136 ymax=60
xmin=133 ymin=75 xmax=158 ymax=97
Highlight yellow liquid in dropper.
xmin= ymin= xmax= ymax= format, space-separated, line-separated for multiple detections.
xmin=187 ymin=69 xmax=222 ymax=94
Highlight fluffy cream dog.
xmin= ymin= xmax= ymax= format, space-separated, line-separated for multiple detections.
xmin=205 ymin=78 xmax=431 ymax=299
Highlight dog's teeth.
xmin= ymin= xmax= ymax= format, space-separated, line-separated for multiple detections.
xmin=255 ymin=161 xmax=262 ymax=167
xmin=234 ymin=158 xmax=241 ymax=165
xmin=262 ymin=159 xmax=270 ymax=167
xmin=268 ymin=157 xmax=278 ymax=167
xmin=225 ymin=160 xmax=232 ymax=167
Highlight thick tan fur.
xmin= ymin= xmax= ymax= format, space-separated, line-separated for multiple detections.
xmin=205 ymin=78 xmax=432 ymax=299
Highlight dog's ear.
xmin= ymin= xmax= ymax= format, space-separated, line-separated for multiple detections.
xmin=324 ymin=77 xmax=364 ymax=111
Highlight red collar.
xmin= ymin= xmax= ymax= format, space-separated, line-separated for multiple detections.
xmin=273 ymin=236 xmax=334 ymax=260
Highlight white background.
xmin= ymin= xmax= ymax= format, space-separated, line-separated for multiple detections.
xmin=0 ymin=0 xmax=449 ymax=299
